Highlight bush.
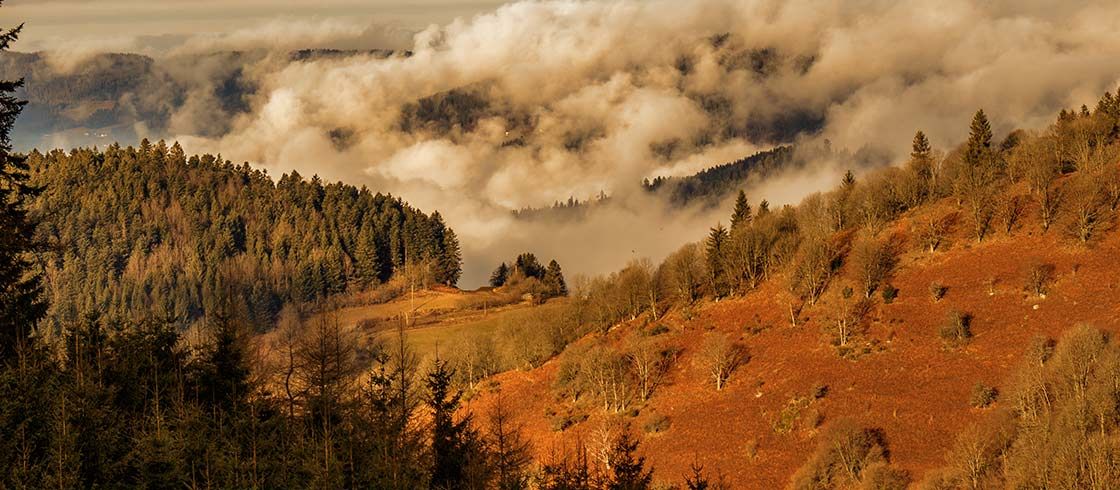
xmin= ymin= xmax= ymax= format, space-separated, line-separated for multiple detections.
xmin=929 ymin=282 xmax=947 ymax=302
xmin=643 ymin=413 xmax=671 ymax=434
xmin=880 ymin=284 xmax=899 ymax=304
xmin=645 ymin=324 xmax=670 ymax=336
xmin=939 ymin=310 xmax=973 ymax=344
xmin=970 ymin=383 xmax=998 ymax=408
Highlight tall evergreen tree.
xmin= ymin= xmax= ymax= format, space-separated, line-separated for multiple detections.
xmin=426 ymin=358 xmax=486 ymax=490
xmin=490 ymin=262 xmax=510 ymax=288
xmin=0 ymin=19 xmax=44 ymax=363
xmin=438 ymin=227 xmax=462 ymax=287
xmin=606 ymin=429 xmax=653 ymax=490
xmin=543 ymin=260 xmax=568 ymax=298
xmin=729 ymin=190 xmax=751 ymax=232
xmin=965 ymin=109 xmax=993 ymax=167
xmin=705 ymin=224 xmax=730 ymax=297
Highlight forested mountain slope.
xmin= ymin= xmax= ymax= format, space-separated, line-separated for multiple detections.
xmin=28 ymin=141 xmax=461 ymax=333
xmin=468 ymin=95 xmax=1120 ymax=488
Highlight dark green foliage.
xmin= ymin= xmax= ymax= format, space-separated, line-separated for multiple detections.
xmin=729 ymin=190 xmax=752 ymax=232
xmin=28 ymin=143 xmax=462 ymax=332
xmin=880 ymin=284 xmax=899 ymax=304
xmin=490 ymin=262 xmax=510 ymax=287
xmin=605 ymin=428 xmax=653 ymax=490
xmin=544 ymin=259 xmax=569 ymax=297
xmin=0 ymin=21 xmax=45 ymax=364
xmin=514 ymin=253 xmax=546 ymax=280
xmin=644 ymin=146 xmax=794 ymax=207
xmin=705 ymin=223 xmax=730 ymax=297
xmin=426 ymin=358 xmax=488 ymax=489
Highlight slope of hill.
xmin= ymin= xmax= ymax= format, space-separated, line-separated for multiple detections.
xmin=28 ymin=141 xmax=462 ymax=333
xmin=471 ymin=200 xmax=1120 ymax=487
xmin=463 ymin=98 xmax=1120 ymax=487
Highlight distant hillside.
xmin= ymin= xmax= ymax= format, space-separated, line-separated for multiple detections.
xmin=512 ymin=145 xmax=797 ymax=221
xmin=0 ymin=49 xmax=402 ymax=150
xmin=644 ymin=145 xmax=796 ymax=207
xmin=28 ymin=140 xmax=461 ymax=333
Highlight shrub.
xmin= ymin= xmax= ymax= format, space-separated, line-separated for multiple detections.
xmin=548 ymin=410 xmax=588 ymax=432
xmin=880 ymin=284 xmax=899 ymax=304
xmin=645 ymin=324 xmax=670 ymax=336
xmin=929 ymin=282 xmax=947 ymax=302
xmin=643 ymin=413 xmax=671 ymax=434
xmin=970 ymin=383 xmax=998 ymax=408
xmin=939 ymin=310 xmax=972 ymax=344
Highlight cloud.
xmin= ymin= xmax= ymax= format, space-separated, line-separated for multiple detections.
xmin=35 ymin=0 xmax=1120 ymax=286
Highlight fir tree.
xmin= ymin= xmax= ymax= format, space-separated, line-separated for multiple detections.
xmin=543 ymin=260 xmax=568 ymax=298
xmin=0 ymin=19 xmax=44 ymax=363
xmin=965 ymin=109 xmax=993 ymax=167
xmin=426 ymin=358 xmax=485 ymax=490
xmin=606 ymin=429 xmax=653 ymax=490
xmin=729 ymin=190 xmax=752 ymax=232
xmin=438 ymin=228 xmax=462 ymax=287
xmin=490 ymin=263 xmax=510 ymax=288
xmin=705 ymin=224 xmax=730 ymax=297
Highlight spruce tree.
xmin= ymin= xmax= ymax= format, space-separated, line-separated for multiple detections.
xmin=965 ymin=109 xmax=993 ymax=167
xmin=911 ymin=131 xmax=932 ymax=161
xmin=543 ymin=260 xmax=568 ymax=298
xmin=705 ymin=224 xmax=729 ymax=297
xmin=490 ymin=263 xmax=510 ymax=288
xmin=355 ymin=225 xmax=383 ymax=288
xmin=426 ymin=358 xmax=486 ymax=490
xmin=606 ymin=429 xmax=652 ymax=490
xmin=0 ymin=19 xmax=44 ymax=363
xmin=729 ymin=190 xmax=751 ymax=232
xmin=438 ymin=228 xmax=462 ymax=287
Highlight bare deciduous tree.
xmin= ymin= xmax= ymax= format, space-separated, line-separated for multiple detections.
xmin=700 ymin=333 xmax=747 ymax=391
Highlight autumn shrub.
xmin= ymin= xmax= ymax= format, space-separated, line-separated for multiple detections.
xmin=643 ymin=413 xmax=671 ymax=434
xmin=939 ymin=310 xmax=973 ymax=344
xmin=929 ymin=282 xmax=947 ymax=302
xmin=880 ymin=284 xmax=899 ymax=304
xmin=969 ymin=383 xmax=998 ymax=408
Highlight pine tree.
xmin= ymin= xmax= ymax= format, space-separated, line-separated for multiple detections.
xmin=756 ymin=199 xmax=770 ymax=217
xmin=438 ymin=228 xmax=462 ymax=287
xmin=426 ymin=358 xmax=487 ymax=490
xmin=911 ymin=131 xmax=932 ymax=160
xmin=606 ymin=429 xmax=652 ymax=490
xmin=965 ymin=109 xmax=993 ymax=167
xmin=729 ymin=190 xmax=751 ymax=232
xmin=543 ymin=260 xmax=568 ymax=298
xmin=705 ymin=224 xmax=730 ymax=297
xmin=355 ymin=225 xmax=383 ymax=288
xmin=490 ymin=263 xmax=510 ymax=288
xmin=0 ymin=19 xmax=44 ymax=363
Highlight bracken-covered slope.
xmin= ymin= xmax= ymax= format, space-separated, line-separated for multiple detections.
xmin=469 ymin=190 xmax=1120 ymax=488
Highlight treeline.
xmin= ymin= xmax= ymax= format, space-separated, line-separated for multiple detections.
xmin=644 ymin=145 xmax=795 ymax=207
xmin=28 ymin=141 xmax=462 ymax=333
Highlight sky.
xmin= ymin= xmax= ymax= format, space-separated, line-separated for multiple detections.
xmin=2 ymin=0 xmax=509 ymax=53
